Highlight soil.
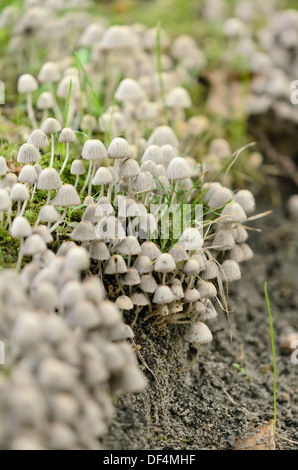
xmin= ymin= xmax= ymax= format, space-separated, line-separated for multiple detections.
xmin=101 ymin=202 xmax=298 ymax=450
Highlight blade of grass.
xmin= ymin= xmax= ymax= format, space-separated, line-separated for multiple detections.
xmin=74 ymin=52 xmax=106 ymax=133
xmin=264 ymin=281 xmax=277 ymax=434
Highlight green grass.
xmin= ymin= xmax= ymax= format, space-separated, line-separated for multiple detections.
xmin=264 ymin=281 xmax=277 ymax=434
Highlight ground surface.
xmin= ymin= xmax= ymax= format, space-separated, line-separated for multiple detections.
xmin=102 ymin=203 xmax=298 ymax=450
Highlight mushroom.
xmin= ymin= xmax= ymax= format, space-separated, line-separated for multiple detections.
xmin=59 ymin=128 xmax=76 ymax=176
xmin=17 ymin=73 xmax=38 ymax=128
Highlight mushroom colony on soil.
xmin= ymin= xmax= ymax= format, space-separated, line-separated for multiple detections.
xmin=0 ymin=0 xmax=258 ymax=449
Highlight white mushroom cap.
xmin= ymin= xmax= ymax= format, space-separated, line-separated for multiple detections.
xmin=18 ymin=73 xmax=38 ymax=93
xmin=57 ymin=75 xmax=80 ymax=99
xmin=38 ymin=61 xmax=61 ymax=83
xmin=169 ymin=244 xmax=190 ymax=262
xmin=153 ymin=285 xmax=174 ymax=304
xmin=221 ymin=201 xmax=247 ymax=223
xmin=89 ymin=240 xmax=110 ymax=261
xmin=154 ymin=253 xmax=176 ymax=273
xmin=51 ymin=184 xmax=81 ymax=207
xmin=27 ymin=129 xmax=49 ymax=148
xmin=38 ymin=204 xmax=60 ymax=223
xmin=71 ymin=160 xmax=85 ymax=175
xmin=108 ymin=137 xmax=132 ymax=159
xmin=208 ymin=138 xmax=231 ymax=159
xmin=184 ymin=288 xmax=200 ymax=303
xmin=166 ymin=157 xmax=192 ymax=181
xmin=221 ymin=259 xmax=241 ymax=282
xmin=235 ymin=190 xmax=255 ymax=213
xmin=41 ymin=118 xmax=62 ymax=135
xmin=17 ymin=143 xmax=40 ymax=164
xmin=122 ymin=268 xmax=141 ymax=286
xmin=10 ymin=183 xmax=30 ymax=201
xmin=104 ymin=254 xmax=127 ymax=274
xmin=140 ymin=241 xmax=161 ymax=260
xmin=148 ymin=125 xmax=179 ymax=148
xmin=131 ymin=292 xmax=149 ymax=306
xmin=82 ymin=139 xmax=107 ymax=160
xmin=133 ymin=255 xmax=153 ymax=274
xmin=100 ymin=25 xmax=139 ymax=51
xmin=131 ymin=171 xmax=155 ymax=192
xmin=11 ymin=216 xmax=32 ymax=238
xmin=202 ymin=260 xmax=218 ymax=280
xmin=0 ymin=189 xmax=12 ymax=211
xmin=65 ymin=246 xmax=90 ymax=271
xmin=120 ymin=158 xmax=140 ymax=178
xmin=37 ymin=92 xmax=54 ymax=110
xmin=116 ymin=236 xmax=141 ymax=256
xmin=37 ymin=168 xmax=61 ymax=190
xmin=184 ymin=322 xmax=213 ymax=344
xmin=22 ymin=234 xmax=47 ymax=255
xmin=179 ymin=227 xmax=203 ymax=251
xmin=32 ymin=225 xmax=53 ymax=244
xmin=67 ymin=300 xmax=100 ymax=329
xmin=208 ymin=187 xmax=234 ymax=209
xmin=140 ymin=273 xmax=157 ymax=293
xmin=92 ymin=167 xmax=113 ymax=186
xmin=71 ymin=221 xmax=97 ymax=242
xmin=182 ymin=258 xmax=202 ymax=275
xmin=166 ymin=87 xmax=192 ymax=109
xmin=59 ymin=128 xmax=76 ymax=143
xmin=0 ymin=156 xmax=7 ymax=176
xmin=115 ymin=78 xmax=145 ymax=102
xmin=141 ymin=145 xmax=163 ymax=164
xmin=79 ymin=23 xmax=105 ymax=47
xmin=115 ymin=295 xmax=134 ymax=311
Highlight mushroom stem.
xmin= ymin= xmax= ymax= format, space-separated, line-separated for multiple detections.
xmin=17 ymin=201 xmax=21 ymax=216
xmin=80 ymin=160 xmax=92 ymax=195
xmin=50 ymin=133 xmax=55 ymax=167
xmin=170 ymin=180 xmax=179 ymax=204
xmin=60 ymin=142 xmax=70 ymax=176
xmin=26 ymin=92 xmax=37 ymax=128
xmin=31 ymin=183 xmax=37 ymax=201
xmin=74 ymin=174 xmax=79 ymax=189
xmin=16 ymin=237 xmax=24 ymax=271
xmin=20 ymin=199 xmax=28 ymax=217
xmin=107 ymin=183 xmax=113 ymax=200
xmin=88 ymin=164 xmax=96 ymax=196
xmin=41 ymin=109 xmax=48 ymax=125
xmin=48 ymin=82 xmax=63 ymax=122
xmin=49 ymin=207 xmax=67 ymax=233
xmin=47 ymin=190 xmax=51 ymax=204
xmin=100 ymin=184 xmax=105 ymax=198
xmin=131 ymin=305 xmax=142 ymax=328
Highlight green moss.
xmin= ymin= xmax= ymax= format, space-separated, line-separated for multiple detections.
xmin=0 ymin=227 xmax=19 ymax=268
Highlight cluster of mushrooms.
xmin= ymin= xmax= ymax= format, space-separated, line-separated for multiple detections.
xmin=0 ymin=248 xmax=146 ymax=450
xmin=0 ymin=0 xmax=259 ymax=450
xmin=219 ymin=7 xmax=298 ymax=122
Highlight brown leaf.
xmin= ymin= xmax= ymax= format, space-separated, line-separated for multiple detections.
xmin=234 ymin=420 xmax=275 ymax=450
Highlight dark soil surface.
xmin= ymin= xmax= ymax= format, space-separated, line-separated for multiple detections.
xmin=101 ymin=204 xmax=298 ymax=450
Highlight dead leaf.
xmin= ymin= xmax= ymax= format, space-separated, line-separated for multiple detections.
xmin=234 ymin=420 xmax=275 ymax=450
